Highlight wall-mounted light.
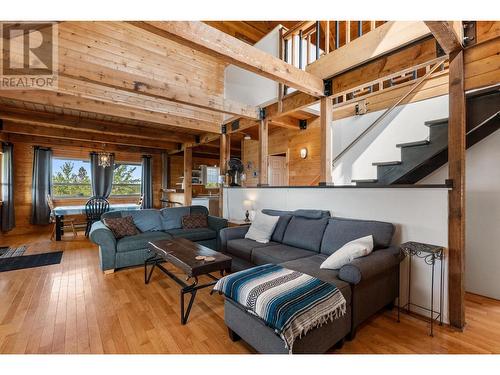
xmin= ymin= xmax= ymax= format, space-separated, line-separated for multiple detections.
xmin=300 ymin=147 xmax=308 ymax=159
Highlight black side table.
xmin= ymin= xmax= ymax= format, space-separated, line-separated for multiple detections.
xmin=399 ymin=241 xmax=444 ymax=336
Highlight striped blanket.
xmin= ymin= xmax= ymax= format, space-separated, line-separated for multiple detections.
xmin=213 ymin=264 xmax=346 ymax=351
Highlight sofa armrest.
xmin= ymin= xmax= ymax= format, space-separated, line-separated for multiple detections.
xmin=219 ymin=225 xmax=250 ymax=252
xmin=89 ymin=221 xmax=117 ymax=271
xmin=339 ymin=246 xmax=402 ymax=285
xmin=208 ymin=215 xmax=228 ymax=233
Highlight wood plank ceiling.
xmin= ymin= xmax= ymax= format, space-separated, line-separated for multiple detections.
xmin=0 ymin=21 xmax=232 ymax=153
xmin=204 ymin=21 xmax=299 ymax=44
xmin=0 ymin=21 xmax=320 ymax=154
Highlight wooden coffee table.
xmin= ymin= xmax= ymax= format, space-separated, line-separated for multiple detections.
xmin=145 ymin=237 xmax=232 ymax=324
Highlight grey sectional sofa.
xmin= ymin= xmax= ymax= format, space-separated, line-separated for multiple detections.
xmin=219 ymin=209 xmax=401 ymax=354
xmin=89 ymin=205 xmax=227 ymax=273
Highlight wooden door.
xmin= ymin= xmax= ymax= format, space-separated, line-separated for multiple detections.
xmin=268 ymin=156 xmax=288 ymax=186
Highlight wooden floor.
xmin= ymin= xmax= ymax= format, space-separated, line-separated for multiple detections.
xmin=1 ymin=232 xmax=500 ymax=354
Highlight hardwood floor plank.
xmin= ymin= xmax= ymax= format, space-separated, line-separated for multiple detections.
xmin=0 ymin=233 xmax=499 ymax=354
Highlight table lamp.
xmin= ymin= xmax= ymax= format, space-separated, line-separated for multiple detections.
xmin=243 ymin=200 xmax=253 ymax=222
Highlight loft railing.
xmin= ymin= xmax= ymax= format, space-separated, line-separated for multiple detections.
xmin=280 ymin=21 xmax=384 ymax=68
xmin=330 ymin=57 xmax=448 ymax=168
xmin=279 ymin=21 xmax=384 ymax=96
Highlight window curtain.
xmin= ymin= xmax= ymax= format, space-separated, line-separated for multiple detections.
xmin=31 ymin=146 xmax=53 ymax=225
xmin=141 ymin=155 xmax=153 ymax=209
xmin=1 ymin=142 xmax=15 ymax=232
xmin=90 ymin=152 xmax=115 ymax=198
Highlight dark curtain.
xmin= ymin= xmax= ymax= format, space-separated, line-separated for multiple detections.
xmin=141 ymin=155 xmax=153 ymax=209
xmin=1 ymin=143 xmax=15 ymax=232
xmin=90 ymin=152 xmax=115 ymax=198
xmin=31 ymin=146 xmax=53 ymax=225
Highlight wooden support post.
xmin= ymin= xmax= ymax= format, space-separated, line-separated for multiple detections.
xmin=183 ymin=146 xmax=192 ymax=206
xmin=325 ymin=21 xmax=330 ymax=54
xmin=219 ymin=133 xmax=228 ymax=216
xmin=258 ymin=118 xmax=269 ymax=186
xmin=307 ymin=35 xmax=311 ymax=64
xmin=448 ymin=49 xmax=466 ymax=329
xmin=345 ymin=21 xmax=351 ymax=44
xmin=241 ymin=138 xmax=246 ymax=187
xmin=370 ymin=21 xmax=376 ymax=31
xmin=319 ymin=97 xmax=333 ymax=185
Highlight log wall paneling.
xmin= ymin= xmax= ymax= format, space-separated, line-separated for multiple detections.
xmin=448 ymin=49 xmax=466 ymax=329
xmin=320 ymin=97 xmax=333 ymax=184
xmin=464 ymin=37 xmax=500 ymax=91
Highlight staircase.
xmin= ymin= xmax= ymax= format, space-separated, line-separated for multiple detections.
xmin=351 ymin=87 xmax=500 ymax=186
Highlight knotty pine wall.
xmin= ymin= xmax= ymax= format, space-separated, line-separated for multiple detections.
xmin=1 ymin=134 xmax=162 ymax=236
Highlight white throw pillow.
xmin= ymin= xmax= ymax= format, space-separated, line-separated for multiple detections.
xmin=245 ymin=211 xmax=280 ymax=244
xmin=320 ymin=235 xmax=374 ymax=270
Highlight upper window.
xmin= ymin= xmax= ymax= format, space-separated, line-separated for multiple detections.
xmin=111 ymin=163 xmax=142 ymax=196
xmin=52 ymin=158 xmax=92 ymax=198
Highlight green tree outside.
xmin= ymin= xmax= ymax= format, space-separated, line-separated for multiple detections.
xmin=52 ymin=161 xmax=141 ymax=197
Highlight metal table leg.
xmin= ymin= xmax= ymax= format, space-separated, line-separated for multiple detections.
xmin=430 ymin=256 xmax=435 ymax=337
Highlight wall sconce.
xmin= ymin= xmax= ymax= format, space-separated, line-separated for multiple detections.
xmin=300 ymin=148 xmax=308 ymax=159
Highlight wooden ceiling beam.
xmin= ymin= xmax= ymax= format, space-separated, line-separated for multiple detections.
xmin=130 ymin=21 xmax=325 ymax=97
xmin=2 ymin=121 xmax=177 ymax=150
xmin=425 ymin=21 xmax=463 ymax=55
xmin=269 ymin=115 xmax=301 ymax=129
xmin=0 ymin=90 xmax=219 ymax=134
xmin=0 ymin=107 xmax=195 ymax=144
xmin=306 ymin=21 xmax=432 ymax=79
xmin=4 ymin=133 xmax=165 ymax=154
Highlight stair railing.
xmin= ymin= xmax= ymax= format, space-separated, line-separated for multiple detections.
xmin=331 ymin=56 xmax=448 ymax=168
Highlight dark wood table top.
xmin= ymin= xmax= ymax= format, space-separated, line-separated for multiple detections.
xmin=148 ymin=238 xmax=232 ymax=278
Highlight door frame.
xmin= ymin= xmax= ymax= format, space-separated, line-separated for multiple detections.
xmin=268 ymin=151 xmax=289 ymax=186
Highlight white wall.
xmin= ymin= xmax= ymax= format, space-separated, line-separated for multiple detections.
xmin=420 ymin=129 xmax=500 ymax=300
xmin=224 ymin=187 xmax=450 ymax=322
xmin=223 ymin=27 xmax=321 ymax=108
xmin=224 ymin=26 xmax=280 ymax=113
xmin=332 ymin=95 xmax=449 ymax=184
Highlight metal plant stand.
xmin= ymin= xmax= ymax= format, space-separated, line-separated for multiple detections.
xmin=399 ymin=241 xmax=444 ymax=337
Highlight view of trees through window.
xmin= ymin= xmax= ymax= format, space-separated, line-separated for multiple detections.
xmin=51 ymin=158 xmax=142 ymax=197
xmin=111 ymin=163 xmax=142 ymax=196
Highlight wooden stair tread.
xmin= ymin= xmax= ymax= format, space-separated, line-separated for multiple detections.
xmin=352 ymin=179 xmax=378 ymax=183
xmin=396 ymin=140 xmax=430 ymax=148
xmin=425 ymin=118 xmax=448 ymax=127
xmin=372 ymin=161 xmax=402 ymax=166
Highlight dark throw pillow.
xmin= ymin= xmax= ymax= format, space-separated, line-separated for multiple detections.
xmin=182 ymin=214 xmax=208 ymax=229
xmin=103 ymin=216 xmax=140 ymax=239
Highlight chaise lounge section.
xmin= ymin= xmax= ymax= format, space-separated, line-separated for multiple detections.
xmin=219 ymin=209 xmax=401 ymax=353
xmin=90 ymin=205 xmax=227 ymax=273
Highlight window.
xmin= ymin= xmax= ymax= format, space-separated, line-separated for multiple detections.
xmin=52 ymin=158 xmax=92 ymax=198
xmin=111 ymin=162 xmax=142 ymax=196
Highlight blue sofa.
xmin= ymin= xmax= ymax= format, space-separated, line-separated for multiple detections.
xmin=89 ymin=205 xmax=227 ymax=273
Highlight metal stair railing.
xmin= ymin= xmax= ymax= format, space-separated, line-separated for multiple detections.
xmin=331 ymin=56 xmax=448 ymax=168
